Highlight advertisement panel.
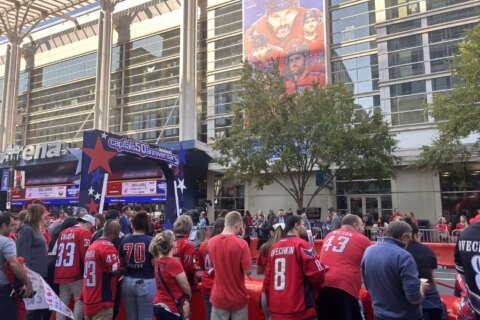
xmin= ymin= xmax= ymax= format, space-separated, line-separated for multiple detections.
xmin=243 ymin=0 xmax=326 ymax=94
xmin=25 ymin=186 xmax=67 ymax=199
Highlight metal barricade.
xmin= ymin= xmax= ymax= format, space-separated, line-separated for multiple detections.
xmin=365 ymin=227 xmax=386 ymax=241
xmin=418 ymin=229 xmax=456 ymax=243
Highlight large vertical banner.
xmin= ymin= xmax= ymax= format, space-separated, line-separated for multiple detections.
xmin=244 ymin=0 xmax=326 ymax=94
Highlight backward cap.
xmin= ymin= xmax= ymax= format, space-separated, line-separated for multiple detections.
xmin=265 ymin=0 xmax=298 ymax=12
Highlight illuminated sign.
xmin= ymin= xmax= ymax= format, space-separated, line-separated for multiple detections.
xmin=0 ymin=142 xmax=64 ymax=164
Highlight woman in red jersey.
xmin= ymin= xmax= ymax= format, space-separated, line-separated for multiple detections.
xmin=173 ymin=215 xmax=198 ymax=289
xmin=150 ymin=230 xmax=191 ymax=320
xmin=197 ymin=218 xmax=225 ymax=320
xmin=455 ymin=215 xmax=469 ymax=231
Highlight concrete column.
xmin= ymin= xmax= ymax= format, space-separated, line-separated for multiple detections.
xmin=94 ymin=0 xmax=115 ymax=131
xmin=0 ymin=40 xmax=21 ymax=150
xmin=179 ymin=0 xmax=198 ymax=141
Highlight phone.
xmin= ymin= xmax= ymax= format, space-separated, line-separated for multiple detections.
xmin=19 ymin=289 xmax=37 ymax=299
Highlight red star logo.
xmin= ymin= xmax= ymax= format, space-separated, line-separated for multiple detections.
xmin=174 ymin=167 xmax=181 ymax=177
xmin=82 ymin=137 xmax=117 ymax=174
xmin=86 ymin=198 xmax=99 ymax=213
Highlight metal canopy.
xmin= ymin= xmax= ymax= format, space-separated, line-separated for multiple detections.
xmin=0 ymin=0 xmax=97 ymax=42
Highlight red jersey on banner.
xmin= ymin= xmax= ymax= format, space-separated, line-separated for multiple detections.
xmin=197 ymin=241 xmax=214 ymax=295
xmin=173 ymin=236 xmax=198 ymax=288
xmin=320 ymin=227 xmax=371 ymax=299
xmin=153 ymin=257 xmax=185 ymax=313
xmin=82 ymin=239 xmax=120 ymax=317
xmin=264 ymin=236 xmax=326 ymax=320
xmin=54 ymin=226 xmax=93 ymax=284
xmin=207 ymin=234 xmax=252 ymax=310
xmin=245 ymin=7 xmax=312 ymax=53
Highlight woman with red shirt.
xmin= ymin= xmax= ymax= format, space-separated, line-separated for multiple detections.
xmin=173 ymin=215 xmax=198 ymax=289
xmin=197 ymin=218 xmax=225 ymax=320
xmin=436 ymin=216 xmax=451 ymax=241
xmin=257 ymin=224 xmax=284 ymax=320
xmin=150 ymin=230 xmax=191 ymax=320
xmin=455 ymin=215 xmax=469 ymax=231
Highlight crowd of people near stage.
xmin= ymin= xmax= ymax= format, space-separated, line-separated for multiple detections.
xmin=0 ymin=202 xmax=479 ymax=320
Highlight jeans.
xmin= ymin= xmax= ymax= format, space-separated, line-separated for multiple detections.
xmin=57 ymin=280 xmax=83 ymax=320
xmin=0 ymin=285 xmax=16 ymax=320
xmin=154 ymin=306 xmax=182 ymax=320
xmin=202 ymin=293 xmax=212 ymax=320
xmin=121 ymin=276 xmax=156 ymax=320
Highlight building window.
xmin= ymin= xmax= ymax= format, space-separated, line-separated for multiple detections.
xmin=427 ymin=6 xmax=480 ymax=26
xmin=387 ymin=34 xmax=422 ymax=51
xmin=330 ymin=1 xmax=376 ymax=45
xmin=390 ymin=80 xmax=426 ymax=96
xmin=386 ymin=19 xmax=421 ymax=34
xmin=385 ymin=0 xmax=420 ymax=20
xmin=390 ymin=93 xmax=428 ymax=125
xmin=214 ymin=176 xmax=245 ymax=217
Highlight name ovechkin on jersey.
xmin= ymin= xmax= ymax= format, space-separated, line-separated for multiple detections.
xmin=271 ymin=246 xmax=294 ymax=257
xmin=457 ymin=240 xmax=480 ymax=252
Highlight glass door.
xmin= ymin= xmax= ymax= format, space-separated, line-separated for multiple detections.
xmin=349 ymin=197 xmax=363 ymax=216
xmin=365 ymin=196 xmax=380 ymax=219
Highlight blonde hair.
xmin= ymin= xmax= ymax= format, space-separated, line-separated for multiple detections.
xmin=259 ymin=226 xmax=283 ymax=256
xmin=26 ymin=204 xmax=45 ymax=232
xmin=149 ymin=230 xmax=175 ymax=257
xmin=225 ymin=211 xmax=243 ymax=227
xmin=173 ymin=215 xmax=193 ymax=235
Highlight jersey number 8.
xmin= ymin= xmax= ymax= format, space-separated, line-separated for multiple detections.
xmin=274 ymin=258 xmax=286 ymax=291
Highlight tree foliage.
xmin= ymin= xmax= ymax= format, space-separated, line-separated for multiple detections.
xmin=213 ymin=62 xmax=398 ymax=210
xmin=418 ymin=24 xmax=480 ymax=169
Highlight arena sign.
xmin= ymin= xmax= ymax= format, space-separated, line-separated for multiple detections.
xmin=0 ymin=142 xmax=64 ymax=164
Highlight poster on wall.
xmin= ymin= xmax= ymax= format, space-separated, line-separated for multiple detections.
xmin=243 ymin=0 xmax=326 ymax=94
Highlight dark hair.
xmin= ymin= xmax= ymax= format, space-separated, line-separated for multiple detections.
xmin=211 ymin=218 xmax=225 ymax=238
xmin=94 ymin=213 xmax=106 ymax=230
xmin=385 ymin=221 xmax=412 ymax=240
xmin=49 ymin=217 xmax=78 ymax=252
xmin=122 ymin=206 xmax=131 ymax=214
xmin=0 ymin=212 xmax=12 ymax=229
xmin=285 ymin=215 xmax=303 ymax=233
xmin=132 ymin=211 xmax=150 ymax=233
xmin=106 ymin=209 xmax=119 ymax=220
xmin=401 ymin=217 xmax=419 ymax=237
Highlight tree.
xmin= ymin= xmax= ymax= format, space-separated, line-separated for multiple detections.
xmin=212 ymin=62 xmax=398 ymax=210
xmin=417 ymin=24 xmax=480 ymax=170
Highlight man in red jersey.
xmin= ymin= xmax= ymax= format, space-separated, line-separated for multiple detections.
xmin=284 ymin=42 xmax=325 ymax=94
xmin=207 ymin=211 xmax=252 ymax=320
xmin=54 ymin=214 xmax=94 ymax=320
xmin=82 ymin=220 xmax=122 ymax=320
xmin=247 ymin=33 xmax=285 ymax=72
xmin=318 ymin=214 xmax=371 ymax=320
xmin=264 ymin=215 xmax=327 ymax=320
xmin=245 ymin=0 xmax=323 ymax=52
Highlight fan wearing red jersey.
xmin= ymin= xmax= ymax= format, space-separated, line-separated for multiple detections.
xmin=82 ymin=220 xmax=122 ymax=320
xmin=173 ymin=215 xmax=198 ymax=289
xmin=318 ymin=214 xmax=371 ymax=320
xmin=264 ymin=215 xmax=327 ymax=320
xmin=207 ymin=211 xmax=252 ymax=320
xmin=197 ymin=218 xmax=225 ymax=320
xmin=54 ymin=215 xmax=94 ymax=320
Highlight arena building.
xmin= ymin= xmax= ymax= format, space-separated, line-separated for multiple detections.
xmin=0 ymin=0 xmax=478 ymax=223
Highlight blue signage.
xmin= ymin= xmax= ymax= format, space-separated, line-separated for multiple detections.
xmin=1 ymin=169 xmax=9 ymax=192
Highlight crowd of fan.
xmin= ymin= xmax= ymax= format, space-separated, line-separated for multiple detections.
xmin=0 ymin=203 xmax=478 ymax=320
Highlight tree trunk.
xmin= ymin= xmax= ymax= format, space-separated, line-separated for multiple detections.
xmin=295 ymin=194 xmax=304 ymax=212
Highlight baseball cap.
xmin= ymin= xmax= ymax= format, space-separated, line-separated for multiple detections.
xmin=328 ymin=207 xmax=335 ymax=212
xmin=302 ymin=9 xmax=321 ymax=24
xmin=43 ymin=211 xmax=54 ymax=218
xmin=286 ymin=41 xmax=309 ymax=57
xmin=273 ymin=222 xmax=285 ymax=230
xmin=78 ymin=214 xmax=95 ymax=225
xmin=266 ymin=0 xmax=298 ymax=12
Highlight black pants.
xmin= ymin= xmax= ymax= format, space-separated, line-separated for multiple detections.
xmin=0 ymin=285 xmax=16 ymax=320
xmin=317 ymin=286 xmax=363 ymax=320
xmin=423 ymin=308 xmax=443 ymax=320
xmin=154 ymin=306 xmax=182 ymax=320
